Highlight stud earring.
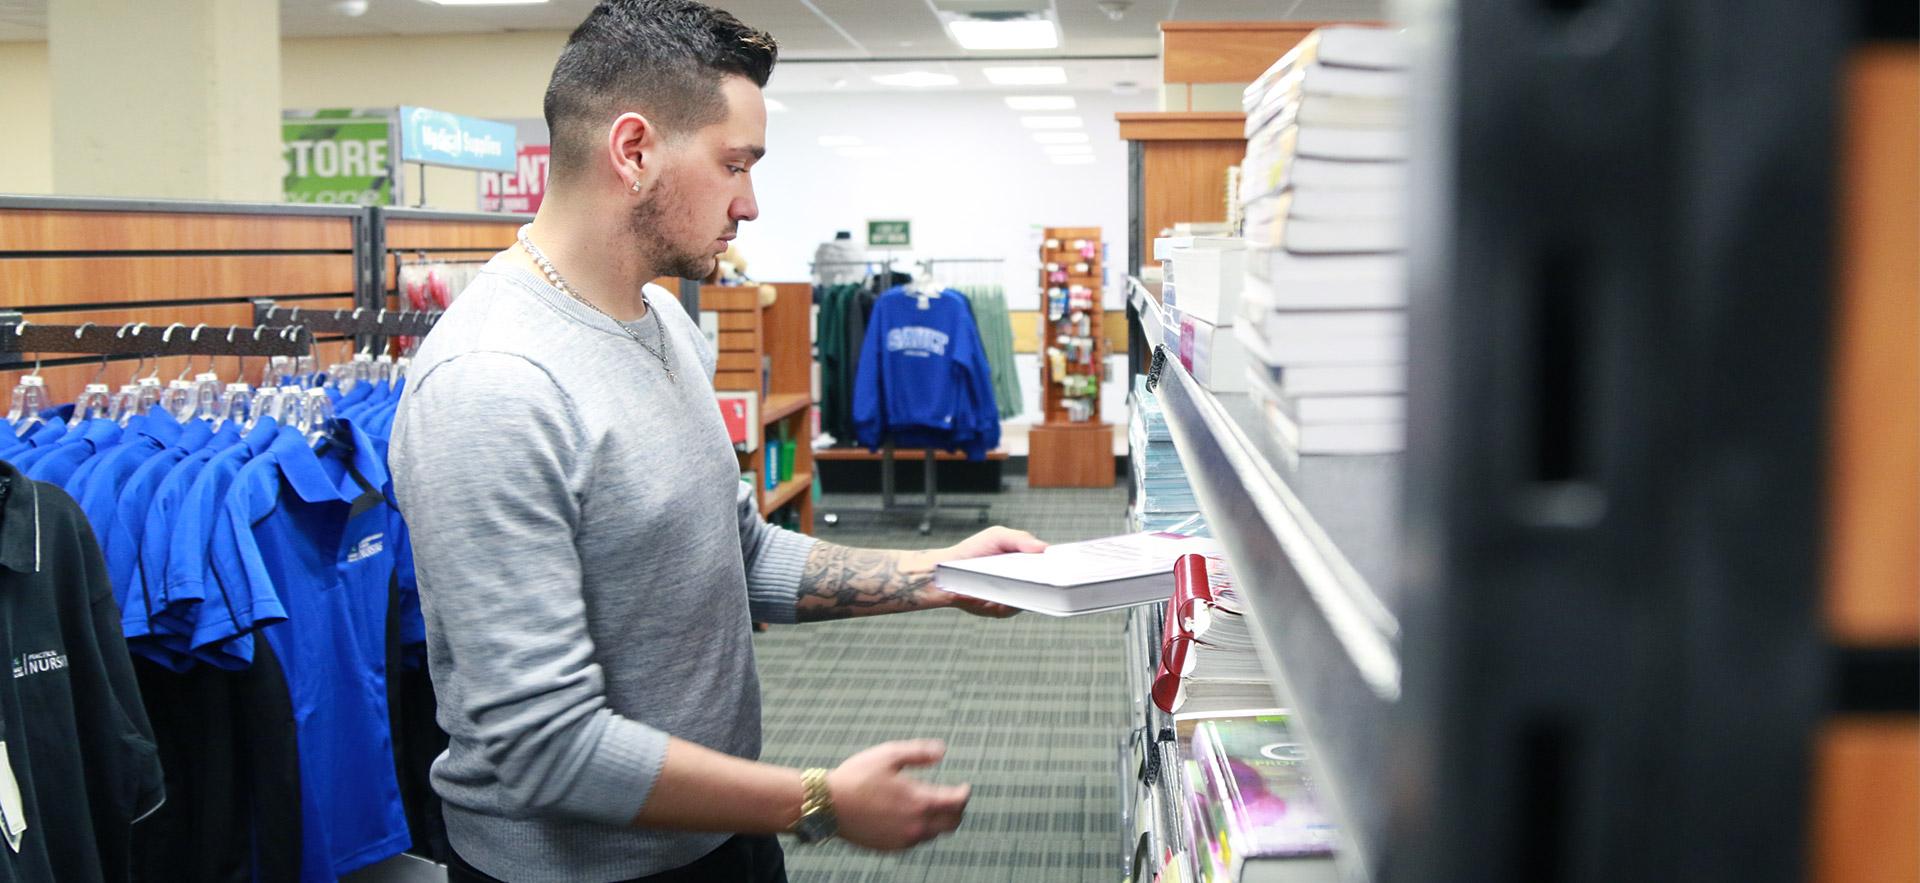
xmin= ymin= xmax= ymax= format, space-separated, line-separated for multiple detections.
xmin=630 ymin=180 xmax=642 ymax=193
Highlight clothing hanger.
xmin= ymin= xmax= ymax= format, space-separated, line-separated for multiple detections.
xmin=272 ymin=327 xmax=308 ymax=433
xmin=135 ymin=334 xmax=166 ymax=413
xmin=108 ymin=326 xmax=146 ymax=425
xmin=220 ymin=326 xmax=259 ymax=430
xmin=71 ymin=323 xmax=114 ymax=421
xmin=147 ymin=323 xmax=198 ymax=421
xmin=303 ymin=385 xmax=334 ymax=443
xmin=7 ymin=319 xmax=46 ymax=430
xmin=186 ymin=325 xmax=224 ymax=421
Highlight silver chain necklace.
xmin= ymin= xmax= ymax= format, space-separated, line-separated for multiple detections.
xmin=517 ymin=224 xmax=676 ymax=383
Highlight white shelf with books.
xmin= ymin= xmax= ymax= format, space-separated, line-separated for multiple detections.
xmin=1146 ymin=350 xmax=1397 ymax=883
xmin=1123 ymin=23 xmax=1413 ymax=882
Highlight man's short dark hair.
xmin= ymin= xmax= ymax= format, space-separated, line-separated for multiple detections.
xmin=544 ymin=0 xmax=777 ymax=180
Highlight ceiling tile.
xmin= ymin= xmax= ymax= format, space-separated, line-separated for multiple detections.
xmin=1284 ymin=0 xmax=1392 ymax=21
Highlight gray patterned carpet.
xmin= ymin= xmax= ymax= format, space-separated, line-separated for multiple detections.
xmin=756 ymin=482 xmax=1131 ymax=883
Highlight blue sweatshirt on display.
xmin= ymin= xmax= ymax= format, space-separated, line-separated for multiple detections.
xmin=852 ymin=287 xmax=1000 ymax=460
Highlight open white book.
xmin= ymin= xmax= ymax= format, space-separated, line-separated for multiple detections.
xmin=932 ymin=532 xmax=1221 ymax=617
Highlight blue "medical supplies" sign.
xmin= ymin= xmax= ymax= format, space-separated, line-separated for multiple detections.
xmin=397 ymin=106 xmax=518 ymax=173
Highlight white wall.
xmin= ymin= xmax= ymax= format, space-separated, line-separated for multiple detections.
xmin=0 ymin=42 xmax=52 ymax=194
xmin=748 ymin=88 xmax=1151 ymax=312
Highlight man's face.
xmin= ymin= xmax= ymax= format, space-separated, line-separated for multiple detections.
xmin=633 ymin=76 xmax=766 ymax=279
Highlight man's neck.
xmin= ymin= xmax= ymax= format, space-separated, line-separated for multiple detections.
xmin=509 ymin=199 xmax=658 ymax=322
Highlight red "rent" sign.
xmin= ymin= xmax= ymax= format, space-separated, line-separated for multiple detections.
xmin=480 ymin=144 xmax=550 ymax=213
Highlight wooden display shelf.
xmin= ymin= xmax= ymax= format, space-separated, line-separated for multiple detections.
xmin=762 ymin=392 xmax=811 ymax=425
xmin=726 ymin=280 xmax=814 ymax=534
xmin=1039 ymin=225 xmax=1107 ymax=429
xmin=761 ymin=471 xmax=813 ymax=516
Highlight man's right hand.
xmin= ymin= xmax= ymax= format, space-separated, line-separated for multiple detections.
xmin=826 ymin=739 xmax=970 ymax=849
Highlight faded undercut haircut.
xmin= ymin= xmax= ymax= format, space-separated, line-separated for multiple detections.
xmin=543 ymin=0 xmax=777 ymax=182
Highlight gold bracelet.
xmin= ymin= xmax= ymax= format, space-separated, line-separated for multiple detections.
xmin=800 ymin=768 xmax=832 ymax=816
xmin=791 ymin=768 xmax=838 ymax=842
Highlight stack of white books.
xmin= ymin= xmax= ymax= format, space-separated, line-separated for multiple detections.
xmin=1157 ymin=236 xmax=1251 ymax=394
xmin=1238 ymin=26 xmax=1410 ymax=457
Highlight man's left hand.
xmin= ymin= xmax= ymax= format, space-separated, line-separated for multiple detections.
xmin=919 ymin=527 xmax=1047 ymax=618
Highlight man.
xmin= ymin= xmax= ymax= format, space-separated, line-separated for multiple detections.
xmin=388 ymin=2 xmax=1046 ymax=881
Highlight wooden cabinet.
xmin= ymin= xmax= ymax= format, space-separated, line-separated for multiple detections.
xmin=1028 ymin=422 xmax=1115 ymax=489
xmin=1117 ymin=113 xmax=1246 ymax=273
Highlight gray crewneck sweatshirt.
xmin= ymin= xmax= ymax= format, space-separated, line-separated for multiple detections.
xmin=390 ymin=256 xmax=817 ymax=882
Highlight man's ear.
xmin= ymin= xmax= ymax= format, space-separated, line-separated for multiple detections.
xmin=607 ymin=112 xmax=659 ymax=191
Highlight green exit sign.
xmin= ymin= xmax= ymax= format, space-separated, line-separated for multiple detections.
xmin=867 ymin=220 xmax=911 ymax=247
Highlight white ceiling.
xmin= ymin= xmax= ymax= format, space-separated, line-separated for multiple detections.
xmin=764 ymin=57 xmax=1159 ymax=94
xmin=0 ymin=0 xmax=1388 ymax=55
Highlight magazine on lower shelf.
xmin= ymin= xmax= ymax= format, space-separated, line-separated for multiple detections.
xmin=1190 ymin=714 xmax=1340 ymax=882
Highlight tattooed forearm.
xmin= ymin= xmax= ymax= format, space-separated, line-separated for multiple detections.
xmin=795 ymin=543 xmax=940 ymax=621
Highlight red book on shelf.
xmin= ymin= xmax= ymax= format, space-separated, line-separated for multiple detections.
xmin=716 ymin=392 xmax=758 ymax=452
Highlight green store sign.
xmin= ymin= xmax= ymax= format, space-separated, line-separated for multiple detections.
xmin=867 ymin=219 xmax=911 ymax=248
xmin=282 ymin=108 xmax=398 ymax=206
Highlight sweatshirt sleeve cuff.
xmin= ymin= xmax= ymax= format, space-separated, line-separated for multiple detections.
xmin=557 ymin=712 xmax=670 ymax=826
xmin=745 ymin=527 xmax=818 ymax=625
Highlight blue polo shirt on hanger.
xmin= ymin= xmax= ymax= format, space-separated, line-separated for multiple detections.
xmin=338 ymin=379 xmax=389 ymax=424
xmin=25 ymin=417 xmax=123 ymax=487
xmin=215 ymin=418 xmax=410 ymax=879
xmin=109 ymin=421 xmax=226 ymax=605
xmin=127 ymin=419 xmax=272 ymax=670
xmin=72 ymin=409 xmax=183 ymax=539
xmin=189 ymin=422 xmax=304 ymax=659
xmin=0 ymin=416 xmax=66 ymax=460
xmin=101 ymin=419 xmax=220 ymax=612
xmin=159 ymin=417 xmax=282 ymax=670
xmin=335 ymin=379 xmax=373 ymax=412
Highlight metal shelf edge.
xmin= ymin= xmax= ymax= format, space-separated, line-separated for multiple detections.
xmin=1153 ymin=354 xmax=1399 ymax=882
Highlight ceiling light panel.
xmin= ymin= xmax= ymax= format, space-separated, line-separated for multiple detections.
xmin=1020 ymin=116 xmax=1085 ymax=129
xmin=871 ymin=72 xmax=960 ymax=88
xmin=947 ymin=18 xmax=1059 ymax=50
xmin=984 ymin=66 xmax=1068 ymax=86
xmin=1004 ymin=95 xmax=1077 ymax=111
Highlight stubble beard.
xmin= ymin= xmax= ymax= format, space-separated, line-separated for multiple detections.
xmin=629 ymin=175 xmax=719 ymax=281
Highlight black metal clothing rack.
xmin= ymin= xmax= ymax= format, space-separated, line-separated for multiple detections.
xmin=251 ymin=299 xmax=440 ymax=342
xmin=821 ymin=439 xmax=990 ymax=537
xmin=0 ymin=315 xmax=314 ymax=358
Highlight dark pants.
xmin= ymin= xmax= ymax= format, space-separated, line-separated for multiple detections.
xmin=448 ymin=835 xmax=788 ymax=883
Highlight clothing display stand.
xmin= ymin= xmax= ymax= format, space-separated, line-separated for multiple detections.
xmin=817 ymin=256 xmax=998 ymax=535
xmin=1031 ymin=226 xmax=1114 ymax=488
xmin=821 ymin=439 xmax=989 ymax=536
